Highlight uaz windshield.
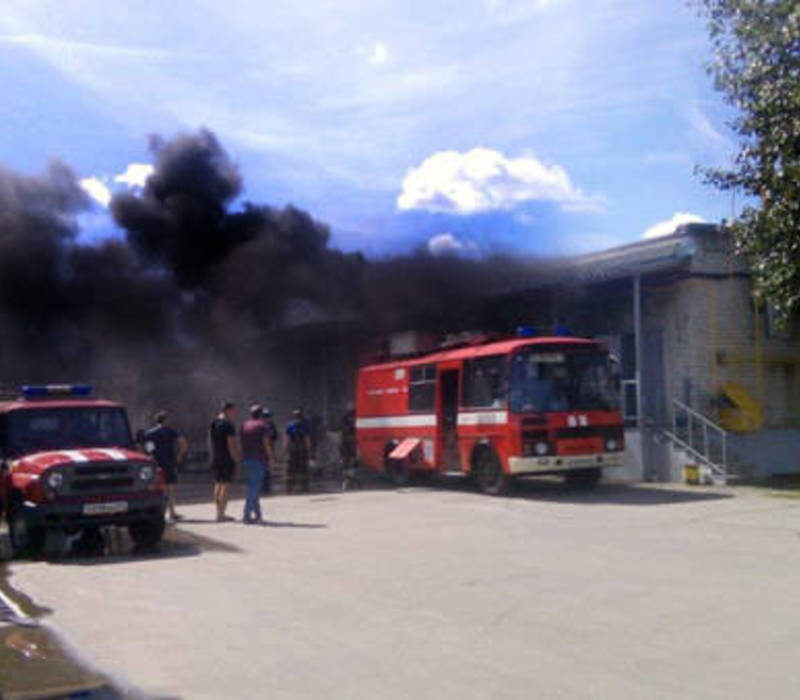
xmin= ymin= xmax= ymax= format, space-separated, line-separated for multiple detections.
xmin=510 ymin=350 xmax=617 ymax=413
xmin=7 ymin=406 xmax=134 ymax=456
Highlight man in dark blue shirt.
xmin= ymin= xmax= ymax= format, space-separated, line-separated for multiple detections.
xmin=143 ymin=411 xmax=188 ymax=521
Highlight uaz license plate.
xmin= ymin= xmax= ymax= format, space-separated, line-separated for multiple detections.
xmin=83 ymin=501 xmax=128 ymax=516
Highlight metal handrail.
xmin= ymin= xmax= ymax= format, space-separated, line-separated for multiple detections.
xmin=668 ymin=398 xmax=727 ymax=476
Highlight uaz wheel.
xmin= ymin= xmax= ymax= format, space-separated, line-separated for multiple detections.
xmin=8 ymin=503 xmax=45 ymax=559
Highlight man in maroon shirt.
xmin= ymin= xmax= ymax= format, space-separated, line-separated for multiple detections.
xmin=239 ymin=404 xmax=276 ymax=523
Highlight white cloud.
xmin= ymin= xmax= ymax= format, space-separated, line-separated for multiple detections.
xmin=0 ymin=33 xmax=169 ymax=59
xmin=397 ymin=147 xmax=604 ymax=215
xmin=643 ymin=212 xmax=706 ymax=239
xmin=78 ymin=162 xmax=153 ymax=208
xmin=686 ymin=104 xmax=734 ymax=152
xmin=114 ymin=163 xmax=154 ymax=188
xmin=427 ymin=232 xmax=478 ymax=256
xmin=79 ymin=176 xmax=111 ymax=208
xmin=359 ymin=42 xmax=389 ymax=66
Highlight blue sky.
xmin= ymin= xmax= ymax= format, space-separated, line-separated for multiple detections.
xmin=0 ymin=0 xmax=737 ymax=257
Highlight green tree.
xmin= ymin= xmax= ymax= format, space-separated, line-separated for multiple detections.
xmin=697 ymin=0 xmax=800 ymax=323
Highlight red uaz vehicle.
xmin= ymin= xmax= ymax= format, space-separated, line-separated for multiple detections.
xmin=356 ymin=334 xmax=624 ymax=494
xmin=0 ymin=385 xmax=166 ymax=557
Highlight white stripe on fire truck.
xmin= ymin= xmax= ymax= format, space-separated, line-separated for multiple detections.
xmin=61 ymin=450 xmax=89 ymax=463
xmin=457 ymin=411 xmax=508 ymax=426
xmin=99 ymin=448 xmax=127 ymax=461
xmin=356 ymin=415 xmax=437 ymax=429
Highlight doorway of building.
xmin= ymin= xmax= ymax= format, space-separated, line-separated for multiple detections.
xmin=643 ymin=329 xmax=667 ymax=425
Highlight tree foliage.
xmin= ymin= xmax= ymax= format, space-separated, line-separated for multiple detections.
xmin=698 ymin=0 xmax=800 ymax=322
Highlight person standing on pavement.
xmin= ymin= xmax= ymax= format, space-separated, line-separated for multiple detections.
xmin=239 ymin=405 xmax=276 ymax=523
xmin=261 ymin=408 xmax=279 ymax=495
xmin=284 ymin=408 xmax=312 ymax=494
xmin=143 ymin=411 xmax=188 ymax=521
xmin=209 ymin=401 xmax=239 ymax=522
xmin=340 ymin=402 xmax=359 ymax=490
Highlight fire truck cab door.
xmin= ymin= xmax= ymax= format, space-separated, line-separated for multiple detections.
xmin=437 ymin=369 xmax=461 ymax=471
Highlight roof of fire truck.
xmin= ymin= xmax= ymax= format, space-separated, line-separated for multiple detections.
xmin=361 ymin=335 xmax=600 ymax=373
xmin=0 ymin=384 xmax=121 ymax=413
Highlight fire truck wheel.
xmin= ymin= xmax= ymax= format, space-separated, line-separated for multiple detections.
xmin=8 ymin=500 xmax=45 ymax=559
xmin=472 ymin=447 xmax=508 ymax=496
xmin=564 ymin=468 xmax=602 ymax=489
xmin=129 ymin=517 xmax=166 ymax=550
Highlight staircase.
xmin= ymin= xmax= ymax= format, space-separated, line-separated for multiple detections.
xmin=663 ymin=398 xmax=729 ymax=483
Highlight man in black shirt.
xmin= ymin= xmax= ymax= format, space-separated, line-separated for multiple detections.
xmin=209 ymin=401 xmax=239 ymax=522
xmin=143 ymin=410 xmax=188 ymax=521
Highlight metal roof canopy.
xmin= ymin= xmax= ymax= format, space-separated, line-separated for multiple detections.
xmin=545 ymin=223 xmax=723 ymax=287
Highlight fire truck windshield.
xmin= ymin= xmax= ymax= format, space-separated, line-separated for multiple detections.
xmin=6 ymin=406 xmax=134 ymax=456
xmin=509 ymin=350 xmax=617 ymax=413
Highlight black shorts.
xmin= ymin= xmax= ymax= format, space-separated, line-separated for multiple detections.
xmin=212 ymin=461 xmax=235 ymax=484
xmin=163 ymin=465 xmax=179 ymax=485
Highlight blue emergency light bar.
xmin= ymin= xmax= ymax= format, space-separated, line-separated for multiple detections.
xmin=21 ymin=384 xmax=93 ymax=399
xmin=516 ymin=325 xmax=574 ymax=338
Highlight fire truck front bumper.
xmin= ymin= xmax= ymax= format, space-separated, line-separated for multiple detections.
xmin=18 ymin=493 xmax=166 ymax=530
xmin=508 ymin=452 xmax=625 ymax=475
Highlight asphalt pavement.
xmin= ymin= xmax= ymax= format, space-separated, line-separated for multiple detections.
xmin=5 ymin=480 xmax=800 ymax=699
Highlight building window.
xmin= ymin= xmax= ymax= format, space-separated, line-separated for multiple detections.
xmin=409 ymin=364 xmax=436 ymax=412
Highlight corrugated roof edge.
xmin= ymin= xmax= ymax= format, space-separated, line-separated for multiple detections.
xmin=492 ymin=223 xmax=723 ymax=294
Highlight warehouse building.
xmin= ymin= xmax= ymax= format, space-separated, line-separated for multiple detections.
xmin=489 ymin=223 xmax=800 ymax=480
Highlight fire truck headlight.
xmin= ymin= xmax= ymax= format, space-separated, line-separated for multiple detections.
xmin=606 ymin=438 xmax=618 ymax=452
xmin=534 ymin=442 xmax=549 ymax=456
xmin=46 ymin=470 xmax=64 ymax=490
xmin=138 ymin=464 xmax=156 ymax=482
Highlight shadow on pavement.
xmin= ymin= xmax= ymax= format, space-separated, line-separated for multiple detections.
xmin=40 ymin=523 xmax=242 ymax=567
xmin=177 ymin=517 xmax=328 ymax=529
xmin=258 ymin=520 xmax=328 ymax=529
xmin=174 ymin=466 xmax=391 ymax=505
xmin=425 ymin=476 xmax=734 ymax=506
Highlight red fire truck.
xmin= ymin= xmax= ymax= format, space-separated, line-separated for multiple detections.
xmin=0 ymin=385 xmax=166 ymax=557
xmin=356 ymin=334 xmax=624 ymax=494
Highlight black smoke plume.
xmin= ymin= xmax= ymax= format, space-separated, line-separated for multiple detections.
xmin=0 ymin=130 xmax=545 ymax=437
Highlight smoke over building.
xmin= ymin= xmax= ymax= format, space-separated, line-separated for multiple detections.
xmin=0 ymin=129 xmax=545 ymax=437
